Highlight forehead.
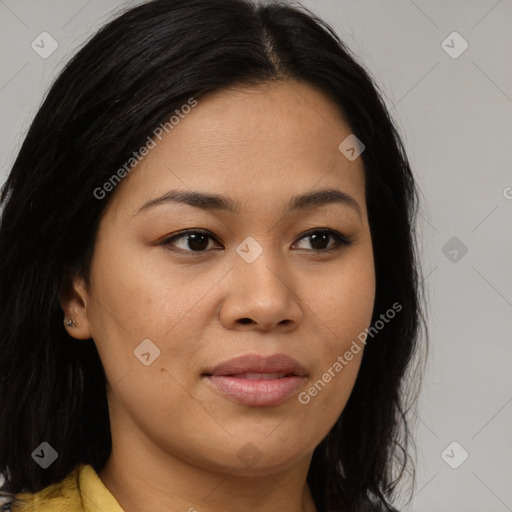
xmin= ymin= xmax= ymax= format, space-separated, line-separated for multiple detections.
xmin=109 ymin=80 xmax=366 ymax=217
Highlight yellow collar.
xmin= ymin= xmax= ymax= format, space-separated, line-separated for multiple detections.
xmin=13 ymin=464 xmax=124 ymax=512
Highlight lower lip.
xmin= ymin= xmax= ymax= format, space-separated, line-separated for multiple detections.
xmin=203 ymin=375 xmax=305 ymax=407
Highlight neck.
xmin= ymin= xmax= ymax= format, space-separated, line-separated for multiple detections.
xmin=98 ymin=421 xmax=318 ymax=512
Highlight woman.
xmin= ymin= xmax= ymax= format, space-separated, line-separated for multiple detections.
xmin=0 ymin=0 xmax=427 ymax=511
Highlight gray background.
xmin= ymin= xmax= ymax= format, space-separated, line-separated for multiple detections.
xmin=1 ymin=1 xmax=511 ymax=511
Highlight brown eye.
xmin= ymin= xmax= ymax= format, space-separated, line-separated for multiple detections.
xmin=293 ymin=229 xmax=352 ymax=252
xmin=162 ymin=228 xmax=352 ymax=255
xmin=162 ymin=230 xmax=220 ymax=252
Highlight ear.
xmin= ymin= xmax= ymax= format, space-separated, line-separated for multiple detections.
xmin=58 ymin=269 xmax=94 ymax=340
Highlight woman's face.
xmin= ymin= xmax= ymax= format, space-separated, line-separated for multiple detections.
xmin=64 ymin=80 xmax=375 ymax=477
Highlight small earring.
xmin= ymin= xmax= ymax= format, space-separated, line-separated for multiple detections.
xmin=65 ymin=318 xmax=77 ymax=328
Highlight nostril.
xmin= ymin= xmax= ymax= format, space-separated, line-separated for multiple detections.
xmin=239 ymin=318 xmax=252 ymax=324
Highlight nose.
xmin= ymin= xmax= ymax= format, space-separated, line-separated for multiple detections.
xmin=219 ymin=246 xmax=303 ymax=332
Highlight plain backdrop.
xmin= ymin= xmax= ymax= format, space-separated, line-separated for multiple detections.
xmin=0 ymin=1 xmax=511 ymax=511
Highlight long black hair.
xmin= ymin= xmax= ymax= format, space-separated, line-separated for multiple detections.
xmin=0 ymin=1 xmax=427 ymax=511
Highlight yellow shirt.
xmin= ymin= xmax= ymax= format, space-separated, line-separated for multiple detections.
xmin=11 ymin=464 xmax=124 ymax=512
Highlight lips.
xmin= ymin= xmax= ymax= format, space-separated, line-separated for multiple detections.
xmin=202 ymin=353 xmax=307 ymax=407
xmin=230 ymin=372 xmax=289 ymax=379
xmin=203 ymin=353 xmax=308 ymax=378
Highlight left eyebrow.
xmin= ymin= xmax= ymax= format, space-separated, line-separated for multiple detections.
xmin=288 ymin=188 xmax=362 ymax=220
xmin=134 ymin=187 xmax=362 ymax=220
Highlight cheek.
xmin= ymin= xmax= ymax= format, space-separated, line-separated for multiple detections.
xmin=298 ymin=248 xmax=375 ymax=413
xmin=105 ymin=366 xmax=228 ymax=470
xmin=86 ymin=242 xmax=225 ymax=399
xmin=306 ymin=246 xmax=376 ymax=342
xmin=88 ymin=239 xmax=216 ymax=341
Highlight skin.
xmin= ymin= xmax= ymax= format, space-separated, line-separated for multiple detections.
xmin=60 ymin=80 xmax=375 ymax=512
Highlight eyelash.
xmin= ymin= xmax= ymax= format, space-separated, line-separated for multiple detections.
xmin=161 ymin=228 xmax=353 ymax=254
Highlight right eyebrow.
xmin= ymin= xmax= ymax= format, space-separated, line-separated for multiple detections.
xmin=134 ymin=187 xmax=362 ymax=221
